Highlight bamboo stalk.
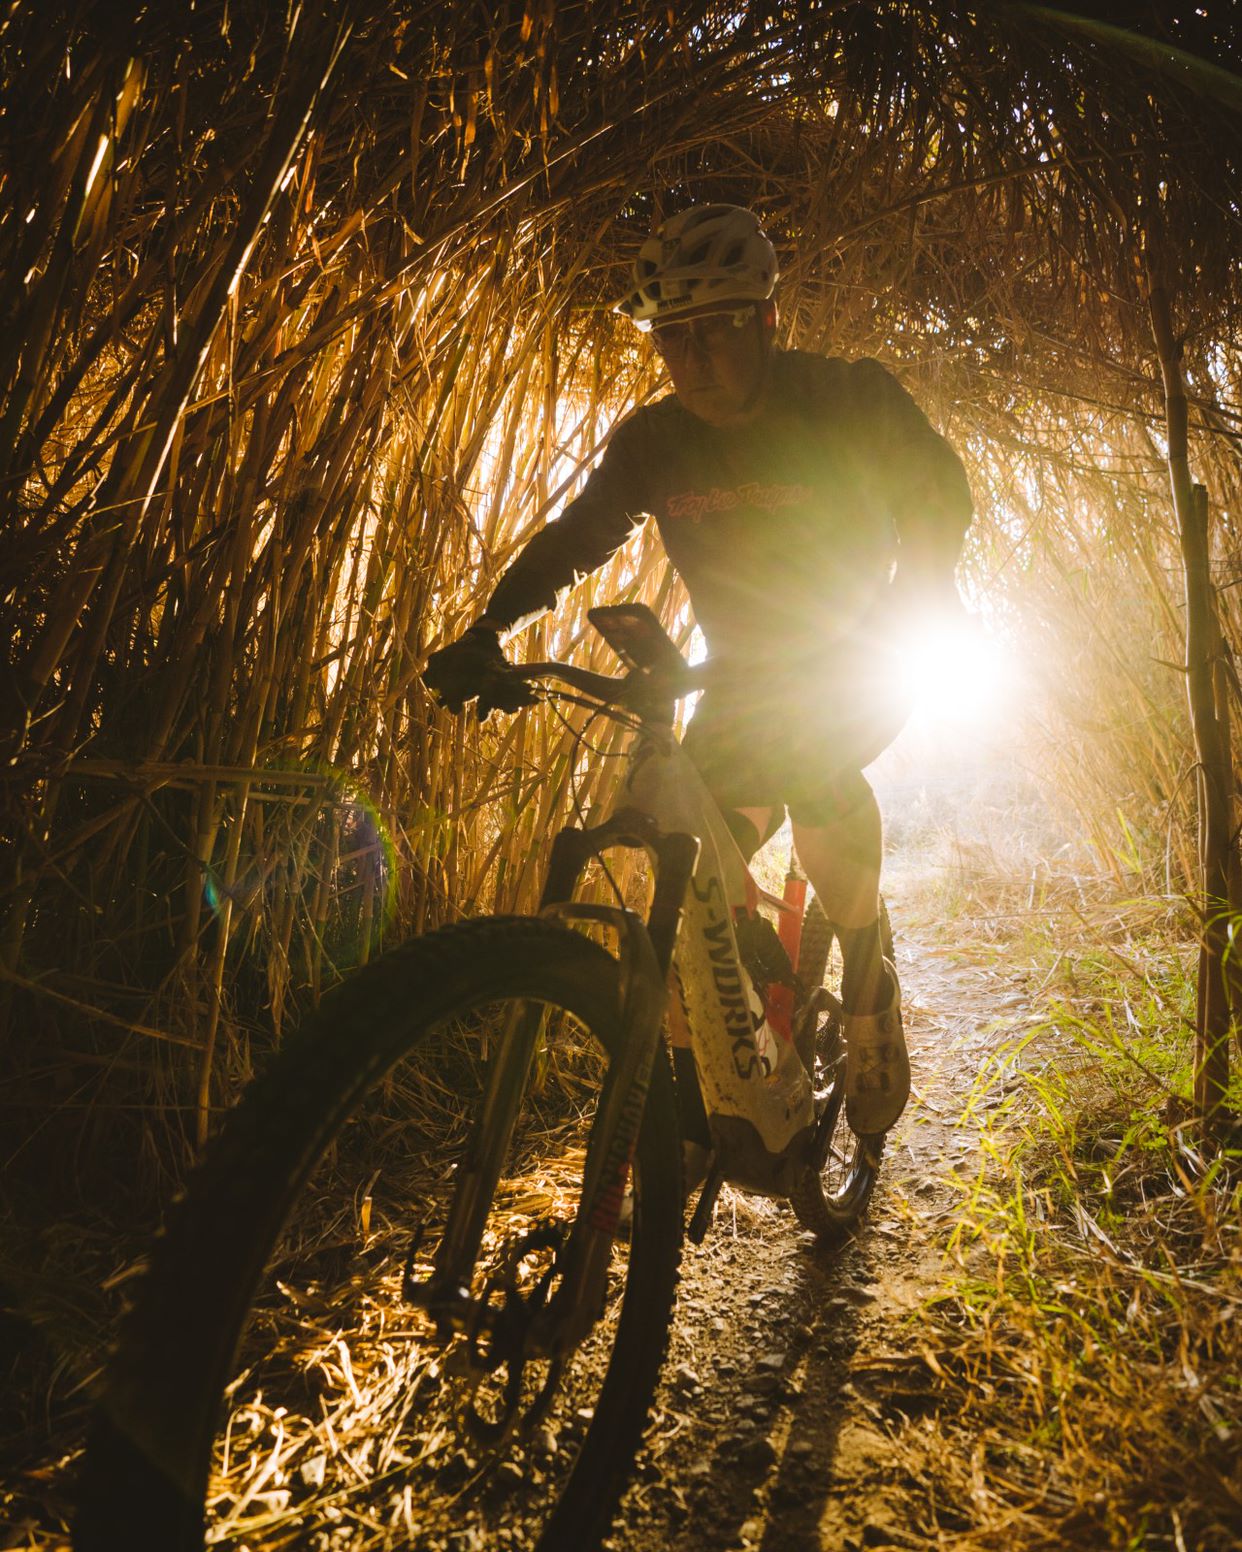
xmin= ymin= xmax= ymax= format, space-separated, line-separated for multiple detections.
xmin=1149 ymin=280 xmax=1235 ymax=1137
xmin=3 ymin=1 xmax=1241 ymax=1179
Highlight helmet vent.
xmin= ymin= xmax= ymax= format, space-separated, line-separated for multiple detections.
xmin=615 ymin=203 xmax=778 ymax=323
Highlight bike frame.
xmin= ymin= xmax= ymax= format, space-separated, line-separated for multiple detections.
xmin=408 ymin=607 xmax=825 ymax=1356
xmin=573 ymin=729 xmax=817 ymax=1188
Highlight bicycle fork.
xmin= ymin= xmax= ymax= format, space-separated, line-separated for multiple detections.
xmin=403 ymin=809 xmax=697 ymax=1361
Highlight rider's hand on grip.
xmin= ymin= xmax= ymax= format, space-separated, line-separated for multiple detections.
xmin=423 ymin=625 xmax=538 ymax=719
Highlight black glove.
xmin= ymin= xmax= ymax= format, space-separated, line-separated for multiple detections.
xmin=422 ymin=625 xmax=538 ymax=719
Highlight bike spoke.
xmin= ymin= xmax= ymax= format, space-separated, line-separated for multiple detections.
xmin=200 ymin=1003 xmax=633 ymax=1548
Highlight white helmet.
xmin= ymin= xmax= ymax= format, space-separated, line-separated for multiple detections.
xmin=616 ymin=204 xmax=778 ymax=328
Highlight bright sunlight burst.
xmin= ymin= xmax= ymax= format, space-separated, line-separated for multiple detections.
xmin=894 ymin=611 xmax=1014 ymax=729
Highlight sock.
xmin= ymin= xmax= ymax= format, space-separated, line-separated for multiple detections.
xmin=836 ymin=919 xmax=890 ymax=1016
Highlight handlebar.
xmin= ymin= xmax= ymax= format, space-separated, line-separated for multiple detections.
xmin=476 ymin=603 xmax=712 ymax=717
xmin=513 ymin=657 xmax=712 ymax=707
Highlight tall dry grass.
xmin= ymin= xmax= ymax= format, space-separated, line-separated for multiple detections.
xmin=3 ymin=10 xmax=1242 ymax=1545
xmin=1 ymin=2 xmax=1239 ymax=1186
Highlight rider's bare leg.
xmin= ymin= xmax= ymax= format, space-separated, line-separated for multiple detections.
xmin=735 ymin=800 xmax=890 ymax=1017
xmin=738 ymin=799 xmax=906 ymax=1132
xmin=791 ymin=794 xmax=890 ymax=1015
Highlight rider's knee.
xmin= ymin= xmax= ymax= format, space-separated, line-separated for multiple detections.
xmin=791 ymin=777 xmax=882 ymax=887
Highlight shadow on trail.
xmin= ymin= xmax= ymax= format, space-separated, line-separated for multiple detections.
xmin=616 ymin=1215 xmax=879 ymax=1552
xmin=756 ymin=1246 xmax=867 ymax=1552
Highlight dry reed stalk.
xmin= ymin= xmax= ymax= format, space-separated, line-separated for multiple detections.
xmin=0 ymin=2 xmax=1238 ymax=1178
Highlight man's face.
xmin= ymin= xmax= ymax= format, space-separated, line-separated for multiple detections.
xmin=650 ymin=302 xmax=775 ymax=427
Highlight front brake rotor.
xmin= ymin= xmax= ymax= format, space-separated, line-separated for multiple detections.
xmin=463 ymin=1223 xmax=565 ymax=1443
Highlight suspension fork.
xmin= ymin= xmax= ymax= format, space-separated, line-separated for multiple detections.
xmin=539 ymin=810 xmax=698 ymax=1347
xmin=414 ymin=995 xmax=549 ymax=1324
xmin=408 ymin=809 xmax=698 ymax=1349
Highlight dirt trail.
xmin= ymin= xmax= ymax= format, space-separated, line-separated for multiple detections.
xmin=608 ymin=911 xmax=1014 ymax=1552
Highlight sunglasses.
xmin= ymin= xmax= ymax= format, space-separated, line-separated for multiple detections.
xmin=649 ymin=306 xmax=756 ymax=360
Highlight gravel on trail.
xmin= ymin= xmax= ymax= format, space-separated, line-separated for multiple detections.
xmin=607 ymin=919 xmax=1010 ymax=1552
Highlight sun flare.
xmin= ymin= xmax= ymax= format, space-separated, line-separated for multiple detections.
xmin=895 ymin=613 xmax=1013 ymax=728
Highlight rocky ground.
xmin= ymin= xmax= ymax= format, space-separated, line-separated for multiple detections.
xmin=607 ymin=909 xmax=1015 ymax=1552
xmin=2 ymin=856 xmax=1033 ymax=1552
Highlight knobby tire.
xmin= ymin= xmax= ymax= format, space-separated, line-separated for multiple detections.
xmin=75 ymin=917 xmax=682 ymax=1552
xmin=789 ymin=897 xmax=892 ymax=1242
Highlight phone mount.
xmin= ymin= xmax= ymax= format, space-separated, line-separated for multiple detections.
xmin=587 ymin=604 xmax=691 ymax=679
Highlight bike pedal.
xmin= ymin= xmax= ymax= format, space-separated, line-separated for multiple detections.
xmin=687 ymin=1162 xmax=724 ymax=1245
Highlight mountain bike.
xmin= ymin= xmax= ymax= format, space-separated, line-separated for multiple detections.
xmin=75 ymin=603 xmax=892 ymax=1552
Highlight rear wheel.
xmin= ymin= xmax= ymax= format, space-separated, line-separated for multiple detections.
xmin=76 ymin=918 xmax=682 ymax=1552
xmin=789 ymin=897 xmax=892 ymax=1242
xmin=794 ymin=895 xmax=893 ymax=1005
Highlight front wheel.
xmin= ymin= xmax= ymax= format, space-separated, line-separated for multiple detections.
xmin=788 ymin=897 xmax=891 ymax=1242
xmin=76 ymin=917 xmax=682 ymax=1552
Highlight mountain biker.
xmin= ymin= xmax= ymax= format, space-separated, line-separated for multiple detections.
xmin=424 ymin=203 xmax=973 ymax=1137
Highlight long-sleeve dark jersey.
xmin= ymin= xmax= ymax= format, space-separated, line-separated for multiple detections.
xmin=485 ymin=349 xmax=973 ymax=666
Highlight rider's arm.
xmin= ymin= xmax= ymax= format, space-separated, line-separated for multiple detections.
xmin=476 ymin=412 xmax=653 ymax=635
xmin=848 ymin=358 xmax=973 ymax=604
xmin=425 ymin=414 xmax=652 ymax=715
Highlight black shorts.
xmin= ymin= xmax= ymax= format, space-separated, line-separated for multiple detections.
xmin=680 ymin=650 xmax=911 ymax=827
